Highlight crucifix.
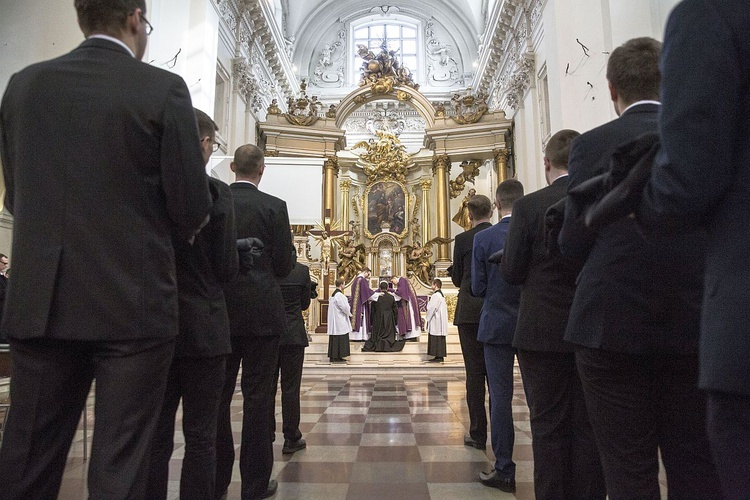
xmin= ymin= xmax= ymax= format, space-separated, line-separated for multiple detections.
xmin=307 ymin=209 xmax=351 ymax=300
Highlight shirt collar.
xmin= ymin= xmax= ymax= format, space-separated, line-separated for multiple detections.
xmin=88 ymin=34 xmax=135 ymax=58
xmin=235 ymin=180 xmax=258 ymax=188
xmin=622 ymin=100 xmax=661 ymax=114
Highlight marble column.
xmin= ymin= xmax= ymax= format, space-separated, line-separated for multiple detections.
xmin=323 ymin=156 xmax=339 ymax=221
xmin=419 ymin=177 xmax=432 ymax=246
xmin=493 ymin=148 xmax=510 ymax=184
xmin=339 ymin=178 xmax=351 ymax=230
xmin=432 ymin=155 xmax=451 ymax=262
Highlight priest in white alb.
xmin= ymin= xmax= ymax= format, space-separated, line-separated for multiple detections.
xmin=327 ymin=278 xmax=351 ymax=362
xmin=426 ymin=278 xmax=448 ymax=362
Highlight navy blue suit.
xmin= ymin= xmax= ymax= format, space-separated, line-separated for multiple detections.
xmin=471 ymin=216 xmax=520 ymax=480
xmin=560 ymin=102 xmax=720 ymax=499
xmin=640 ymin=1 xmax=750 ymax=497
xmin=502 ymin=176 xmax=604 ymax=499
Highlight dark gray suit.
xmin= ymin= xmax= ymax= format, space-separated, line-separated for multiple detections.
xmin=216 ymin=182 xmax=293 ymax=499
xmin=0 ymin=38 xmax=211 ymax=498
xmin=640 ymin=1 xmax=750 ymax=497
xmin=451 ymin=221 xmax=491 ymax=445
xmin=559 ymin=103 xmax=720 ymax=499
xmin=502 ymin=176 xmax=604 ymax=499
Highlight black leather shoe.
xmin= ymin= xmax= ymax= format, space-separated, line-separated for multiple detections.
xmin=260 ymin=479 xmax=278 ymax=499
xmin=463 ymin=434 xmax=486 ymax=450
xmin=427 ymin=357 xmax=444 ymax=362
xmin=282 ymin=437 xmax=307 ymax=454
xmin=479 ymin=469 xmax=516 ymax=492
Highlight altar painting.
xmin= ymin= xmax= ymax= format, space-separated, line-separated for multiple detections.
xmin=365 ymin=180 xmax=408 ymax=239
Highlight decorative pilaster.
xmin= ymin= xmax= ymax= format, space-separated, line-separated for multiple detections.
xmin=493 ymin=148 xmax=510 ymax=184
xmin=339 ymin=178 xmax=351 ymax=231
xmin=323 ymin=156 xmax=339 ymax=221
xmin=431 ymin=155 xmax=451 ymax=262
xmin=419 ymin=177 xmax=432 ymax=245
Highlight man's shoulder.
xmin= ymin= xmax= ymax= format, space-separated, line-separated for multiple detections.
xmin=516 ymin=183 xmax=565 ymax=211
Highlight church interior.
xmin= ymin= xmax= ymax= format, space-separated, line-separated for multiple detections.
xmin=0 ymin=0 xmax=682 ymax=498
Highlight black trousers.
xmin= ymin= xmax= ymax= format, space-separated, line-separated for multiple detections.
xmin=576 ymin=348 xmax=722 ymax=500
xmin=517 ymin=349 xmax=605 ymax=500
xmin=707 ymin=390 xmax=750 ymax=500
xmin=274 ymin=345 xmax=305 ymax=443
xmin=215 ymin=336 xmax=279 ymax=500
xmin=457 ymin=323 xmax=487 ymax=444
xmin=0 ymin=337 xmax=174 ymax=499
xmin=147 ymin=354 xmax=226 ymax=500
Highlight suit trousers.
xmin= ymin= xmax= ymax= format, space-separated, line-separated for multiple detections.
xmin=576 ymin=348 xmax=722 ymax=500
xmin=457 ymin=324 xmax=487 ymax=444
xmin=517 ymin=349 xmax=605 ymax=500
xmin=274 ymin=345 xmax=305 ymax=443
xmin=483 ymin=343 xmax=516 ymax=479
xmin=0 ymin=337 xmax=174 ymax=500
xmin=215 ymin=336 xmax=280 ymax=500
xmin=706 ymin=391 xmax=750 ymax=500
xmin=147 ymin=354 xmax=227 ymax=500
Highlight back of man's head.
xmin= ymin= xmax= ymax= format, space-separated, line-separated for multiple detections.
xmin=232 ymin=144 xmax=265 ymax=179
xmin=379 ymin=281 xmax=389 ymax=291
xmin=495 ymin=179 xmax=524 ymax=210
xmin=75 ymin=0 xmax=146 ymax=36
xmin=194 ymin=108 xmax=218 ymax=140
xmin=607 ymin=37 xmax=662 ymax=104
xmin=544 ymin=129 xmax=580 ymax=170
xmin=468 ymin=194 xmax=493 ymax=222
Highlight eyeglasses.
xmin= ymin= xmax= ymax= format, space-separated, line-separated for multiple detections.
xmin=203 ymin=136 xmax=220 ymax=153
xmin=141 ymin=13 xmax=154 ymax=36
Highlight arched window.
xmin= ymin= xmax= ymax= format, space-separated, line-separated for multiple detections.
xmin=352 ymin=19 xmax=420 ymax=83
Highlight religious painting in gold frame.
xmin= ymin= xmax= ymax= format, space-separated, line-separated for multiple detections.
xmin=364 ymin=180 xmax=408 ymax=240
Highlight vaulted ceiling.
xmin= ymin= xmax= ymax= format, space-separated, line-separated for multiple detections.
xmin=270 ymin=0 xmax=493 ymax=94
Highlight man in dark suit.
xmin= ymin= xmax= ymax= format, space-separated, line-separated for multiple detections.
xmin=147 ymin=109 xmax=238 ymax=499
xmin=637 ymin=2 xmax=750 ymax=497
xmin=558 ymin=38 xmax=721 ymax=499
xmin=215 ymin=144 xmax=293 ymax=500
xmin=275 ymin=250 xmax=312 ymax=456
xmin=470 ymin=185 xmax=523 ymax=493
xmin=452 ymin=194 xmax=493 ymax=450
xmin=362 ymin=281 xmax=404 ymax=352
xmin=502 ymin=130 xmax=605 ymax=499
xmin=0 ymin=1 xmax=211 ymax=497
xmin=0 ymin=254 xmax=8 ymax=344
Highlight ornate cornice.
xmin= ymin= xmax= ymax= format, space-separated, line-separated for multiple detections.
xmin=233 ymin=57 xmax=263 ymax=113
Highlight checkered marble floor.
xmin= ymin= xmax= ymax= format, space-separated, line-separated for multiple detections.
xmin=56 ymin=367 xmax=537 ymax=499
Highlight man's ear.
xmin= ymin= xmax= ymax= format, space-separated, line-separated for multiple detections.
xmin=608 ymin=81 xmax=618 ymax=104
xmin=259 ymin=163 xmax=266 ymax=176
xmin=230 ymin=161 xmax=236 ymax=173
xmin=543 ymin=157 xmax=551 ymax=172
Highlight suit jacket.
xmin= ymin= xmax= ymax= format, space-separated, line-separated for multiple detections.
xmin=559 ymin=103 xmax=706 ymax=354
xmin=640 ymin=0 xmax=750 ymax=394
xmin=174 ymin=177 xmax=238 ymax=357
xmin=451 ymin=222 xmax=491 ymax=325
xmin=471 ymin=217 xmax=520 ymax=345
xmin=223 ymin=182 xmax=293 ymax=337
xmin=0 ymin=38 xmax=211 ymax=341
xmin=501 ymin=176 xmax=581 ymax=352
xmin=278 ymin=262 xmax=312 ymax=347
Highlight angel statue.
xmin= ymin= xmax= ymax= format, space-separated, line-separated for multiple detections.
xmin=405 ymin=237 xmax=452 ymax=284
xmin=307 ymin=229 xmax=350 ymax=274
xmin=337 ymin=238 xmax=367 ymax=284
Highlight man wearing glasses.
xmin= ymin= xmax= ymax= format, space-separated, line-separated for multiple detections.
xmin=0 ymin=1 xmax=211 ymax=498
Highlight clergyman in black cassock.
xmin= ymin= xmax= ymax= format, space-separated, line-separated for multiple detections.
xmin=362 ymin=283 xmax=405 ymax=352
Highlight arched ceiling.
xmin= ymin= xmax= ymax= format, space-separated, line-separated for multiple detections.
xmin=276 ymin=0 xmax=487 ymax=94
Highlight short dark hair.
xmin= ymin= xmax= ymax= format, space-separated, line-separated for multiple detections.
xmin=379 ymin=281 xmax=389 ymax=291
xmin=75 ymin=0 xmax=146 ymax=36
xmin=544 ymin=129 xmax=580 ymax=169
xmin=232 ymin=144 xmax=265 ymax=176
xmin=467 ymin=194 xmax=492 ymax=220
xmin=194 ymin=108 xmax=218 ymax=140
xmin=495 ymin=179 xmax=524 ymax=209
xmin=606 ymin=37 xmax=662 ymax=104
xmin=335 ymin=278 xmax=345 ymax=287
xmin=362 ymin=267 xmax=371 ymax=273
xmin=432 ymin=278 xmax=442 ymax=289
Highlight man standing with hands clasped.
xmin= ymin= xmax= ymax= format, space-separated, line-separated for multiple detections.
xmin=0 ymin=1 xmax=211 ymax=497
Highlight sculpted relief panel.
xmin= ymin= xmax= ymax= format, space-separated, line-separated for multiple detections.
xmin=311 ymin=29 xmax=346 ymax=88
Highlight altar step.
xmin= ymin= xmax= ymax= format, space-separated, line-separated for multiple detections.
xmin=302 ymin=327 xmax=465 ymax=370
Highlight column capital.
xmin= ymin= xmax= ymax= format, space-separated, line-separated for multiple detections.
xmin=431 ymin=154 xmax=451 ymax=176
xmin=324 ymin=155 xmax=340 ymax=175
